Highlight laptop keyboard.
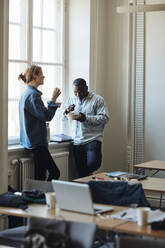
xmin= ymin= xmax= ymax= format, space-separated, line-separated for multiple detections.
xmin=93 ymin=204 xmax=114 ymax=213
xmin=94 ymin=207 xmax=102 ymax=212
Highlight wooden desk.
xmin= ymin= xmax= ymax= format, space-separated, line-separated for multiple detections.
xmin=74 ymin=172 xmax=111 ymax=183
xmin=75 ymin=173 xmax=165 ymax=238
xmin=75 ymin=172 xmax=165 ymax=194
xmin=0 ymin=204 xmax=127 ymax=231
xmin=141 ymin=177 xmax=165 ymax=193
xmin=0 ymin=204 xmax=165 ymax=239
xmin=134 ymin=160 xmax=165 ymax=176
xmin=75 ymin=172 xmax=165 ymax=208
xmin=0 ymin=246 xmax=15 ymax=248
xmin=115 ymin=221 xmax=165 ymax=239
xmin=140 ymin=177 xmax=165 ymax=208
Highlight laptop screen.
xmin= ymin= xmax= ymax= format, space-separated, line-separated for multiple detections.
xmin=52 ymin=180 xmax=95 ymax=214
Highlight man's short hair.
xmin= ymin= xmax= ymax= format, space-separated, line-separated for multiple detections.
xmin=73 ymin=78 xmax=87 ymax=87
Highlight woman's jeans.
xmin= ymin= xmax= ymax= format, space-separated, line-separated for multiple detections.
xmin=72 ymin=140 xmax=102 ymax=178
xmin=30 ymin=146 xmax=60 ymax=181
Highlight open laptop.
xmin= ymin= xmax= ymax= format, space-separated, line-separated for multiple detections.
xmin=51 ymin=180 xmax=113 ymax=215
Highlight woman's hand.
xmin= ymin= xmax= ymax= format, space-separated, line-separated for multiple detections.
xmin=51 ymin=88 xmax=61 ymax=102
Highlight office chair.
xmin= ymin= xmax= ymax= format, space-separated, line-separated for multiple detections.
xmin=0 ymin=217 xmax=96 ymax=248
xmin=26 ymin=217 xmax=96 ymax=248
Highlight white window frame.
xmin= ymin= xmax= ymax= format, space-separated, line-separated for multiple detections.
xmin=8 ymin=0 xmax=67 ymax=145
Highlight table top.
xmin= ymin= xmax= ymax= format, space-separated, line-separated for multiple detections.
xmin=115 ymin=221 xmax=165 ymax=239
xmin=0 ymin=204 xmax=127 ymax=231
xmin=140 ymin=177 xmax=165 ymax=193
xmin=74 ymin=172 xmax=112 ymax=183
xmin=0 ymin=204 xmax=165 ymax=238
xmin=0 ymin=246 xmax=15 ymax=248
xmin=75 ymin=172 xmax=165 ymax=193
xmin=134 ymin=160 xmax=165 ymax=170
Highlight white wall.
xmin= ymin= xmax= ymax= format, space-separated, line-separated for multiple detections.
xmin=103 ymin=0 xmax=129 ymax=172
xmin=145 ymin=5 xmax=165 ymax=162
xmin=67 ymin=0 xmax=90 ymax=96
xmin=104 ymin=0 xmax=165 ymax=172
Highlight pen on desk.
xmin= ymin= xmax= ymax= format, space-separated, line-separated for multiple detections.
xmin=121 ymin=212 xmax=127 ymax=217
xmin=92 ymin=176 xmax=104 ymax=180
xmin=97 ymin=177 xmax=104 ymax=180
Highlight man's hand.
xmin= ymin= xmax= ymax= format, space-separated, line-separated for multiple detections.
xmin=51 ymin=88 xmax=61 ymax=102
xmin=76 ymin=113 xmax=86 ymax=122
xmin=65 ymin=104 xmax=75 ymax=114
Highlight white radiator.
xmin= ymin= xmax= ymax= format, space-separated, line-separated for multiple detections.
xmin=11 ymin=152 xmax=69 ymax=191
xmin=18 ymin=157 xmax=35 ymax=190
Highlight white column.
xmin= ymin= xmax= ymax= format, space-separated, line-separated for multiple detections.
xmin=0 ymin=0 xmax=9 ymax=193
xmin=89 ymin=0 xmax=106 ymax=97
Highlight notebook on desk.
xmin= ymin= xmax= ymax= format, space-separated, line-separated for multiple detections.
xmin=107 ymin=171 xmax=147 ymax=181
xmin=51 ymin=180 xmax=114 ymax=215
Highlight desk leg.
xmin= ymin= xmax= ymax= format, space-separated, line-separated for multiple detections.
xmin=134 ymin=168 xmax=145 ymax=175
xmin=160 ymin=193 xmax=163 ymax=208
xmin=151 ymin=169 xmax=160 ymax=177
xmin=134 ymin=167 xmax=138 ymax=174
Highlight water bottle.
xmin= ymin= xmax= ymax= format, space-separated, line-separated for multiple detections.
xmin=46 ymin=122 xmax=50 ymax=143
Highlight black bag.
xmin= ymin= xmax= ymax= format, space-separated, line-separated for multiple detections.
xmin=0 ymin=192 xmax=27 ymax=209
xmin=21 ymin=190 xmax=46 ymax=204
xmin=0 ymin=189 xmax=46 ymax=209
xmin=151 ymin=219 xmax=165 ymax=230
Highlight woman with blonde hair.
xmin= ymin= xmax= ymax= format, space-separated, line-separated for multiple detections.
xmin=18 ymin=65 xmax=61 ymax=181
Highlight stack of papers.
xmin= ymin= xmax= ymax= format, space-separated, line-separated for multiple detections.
xmin=110 ymin=208 xmax=165 ymax=223
xmin=50 ymin=134 xmax=73 ymax=143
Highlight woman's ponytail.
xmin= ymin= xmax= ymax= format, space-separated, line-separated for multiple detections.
xmin=18 ymin=73 xmax=26 ymax=83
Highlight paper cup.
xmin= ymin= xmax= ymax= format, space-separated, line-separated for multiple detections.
xmin=45 ymin=192 xmax=56 ymax=209
xmin=136 ymin=207 xmax=150 ymax=226
xmin=67 ymin=113 xmax=81 ymax=120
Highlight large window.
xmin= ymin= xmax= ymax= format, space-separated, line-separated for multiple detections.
xmin=8 ymin=0 xmax=65 ymax=144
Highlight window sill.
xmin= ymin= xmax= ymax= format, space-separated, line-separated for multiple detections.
xmin=8 ymin=141 xmax=71 ymax=154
